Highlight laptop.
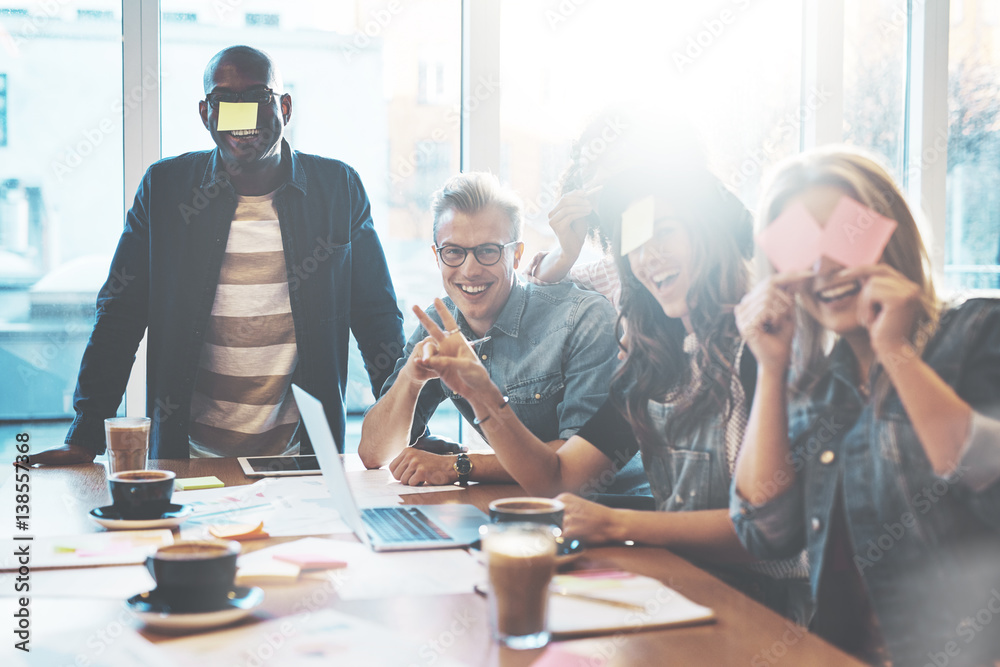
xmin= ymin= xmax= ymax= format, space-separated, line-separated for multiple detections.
xmin=292 ymin=384 xmax=488 ymax=552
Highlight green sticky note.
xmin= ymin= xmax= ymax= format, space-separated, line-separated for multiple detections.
xmin=175 ymin=476 xmax=224 ymax=491
xmin=217 ymin=102 xmax=258 ymax=132
xmin=620 ymin=195 xmax=656 ymax=256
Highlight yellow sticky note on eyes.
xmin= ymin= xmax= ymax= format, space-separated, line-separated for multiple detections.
xmin=216 ymin=101 xmax=258 ymax=131
xmin=620 ymin=195 xmax=656 ymax=256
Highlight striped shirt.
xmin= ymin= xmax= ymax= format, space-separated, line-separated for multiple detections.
xmin=188 ymin=191 xmax=301 ymax=458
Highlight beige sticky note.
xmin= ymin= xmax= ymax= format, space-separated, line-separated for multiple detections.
xmin=217 ymin=101 xmax=258 ymax=131
xmin=620 ymin=196 xmax=656 ymax=256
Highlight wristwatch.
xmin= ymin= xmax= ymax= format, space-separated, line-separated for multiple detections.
xmin=453 ymin=453 xmax=473 ymax=486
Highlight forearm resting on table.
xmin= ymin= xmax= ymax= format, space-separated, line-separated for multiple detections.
xmin=617 ymin=508 xmax=758 ymax=564
xmin=358 ymin=379 xmax=423 ymax=469
xmin=470 ymin=389 xmax=570 ymax=496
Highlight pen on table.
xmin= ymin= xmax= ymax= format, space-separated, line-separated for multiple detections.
xmin=551 ymin=589 xmax=648 ymax=612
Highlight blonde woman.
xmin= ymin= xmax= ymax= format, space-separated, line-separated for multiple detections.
xmin=732 ymin=147 xmax=1000 ymax=665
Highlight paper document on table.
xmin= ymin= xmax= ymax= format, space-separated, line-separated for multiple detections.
xmin=157 ymin=609 xmax=466 ymax=666
xmin=239 ymin=537 xmax=484 ymax=599
xmin=349 ymin=467 xmax=464 ymax=503
xmin=0 ymin=529 xmax=173 ymax=571
xmin=547 ymin=570 xmax=715 ymax=638
xmin=175 ymin=477 xmax=351 ymax=539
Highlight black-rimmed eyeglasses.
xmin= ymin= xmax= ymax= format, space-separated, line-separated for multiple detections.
xmin=435 ymin=242 xmax=519 ymax=267
xmin=205 ymin=88 xmax=279 ymax=107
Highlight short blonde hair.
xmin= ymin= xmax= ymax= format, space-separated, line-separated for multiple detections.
xmin=431 ymin=172 xmax=522 ymax=244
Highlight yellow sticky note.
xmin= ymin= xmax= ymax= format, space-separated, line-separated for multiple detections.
xmin=174 ymin=476 xmax=224 ymax=491
xmin=620 ymin=196 xmax=656 ymax=256
xmin=216 ymin=101 xmax=258 ymax=131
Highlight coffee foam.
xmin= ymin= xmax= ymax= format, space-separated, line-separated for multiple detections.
xmin=484 ymin=532 xmax=556 ymax=558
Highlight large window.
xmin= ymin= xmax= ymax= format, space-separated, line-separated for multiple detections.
xmin=0 ymin=1 xmax=124 ymax=458
xmin=946 ymin=0 xmax=1000 ymax=289
xmin=0 ymin=1 xmax=991 ymax=470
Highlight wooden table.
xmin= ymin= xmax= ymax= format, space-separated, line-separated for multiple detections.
xmin=0 ymin=459 xmax=863 ymax=666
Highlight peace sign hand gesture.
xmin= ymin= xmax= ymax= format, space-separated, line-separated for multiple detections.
xmin=411 ymin=299 xmax=493 ymax=399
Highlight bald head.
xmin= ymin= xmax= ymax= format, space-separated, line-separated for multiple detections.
xmin=203 ymin=46 xmax=283 ymax=94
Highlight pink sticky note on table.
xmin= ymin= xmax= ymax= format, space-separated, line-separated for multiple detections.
xmin=821 ymin=196 xmax=897 ymax=267
xmin=755 ymin=201 xmax=823 ymax=272
xmin=531 ymin=645 xmax=592 ymax=667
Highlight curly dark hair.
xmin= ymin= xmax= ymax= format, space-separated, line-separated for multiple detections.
xmin=601 ymin=165 xmax=753 ymax=448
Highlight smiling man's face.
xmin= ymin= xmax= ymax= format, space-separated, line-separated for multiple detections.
xmin=433 ymin=206 xmax=523 ymax=338
xmin=199 ymin=54 xmax=289 ymax=174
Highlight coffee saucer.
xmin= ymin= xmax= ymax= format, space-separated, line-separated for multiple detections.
xmin=126 ymin=585 xmax=264 ymax=633
xmin=89 ymin=504 xmax=193 ymax=530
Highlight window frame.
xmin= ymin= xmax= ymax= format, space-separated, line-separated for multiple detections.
xmin=119 ymin=0 xmax=964 ymax=415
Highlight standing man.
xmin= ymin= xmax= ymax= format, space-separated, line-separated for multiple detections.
xmin=360 ymin=172 xmax=644 ymax=493
xmin=33 ymin=46 xmax=403 ymax=463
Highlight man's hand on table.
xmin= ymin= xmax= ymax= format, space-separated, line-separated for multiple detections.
xmin=23 ymin=444 xmax=96 ymax=466
xmin=388 ymin=447 xmax=458 ymax=486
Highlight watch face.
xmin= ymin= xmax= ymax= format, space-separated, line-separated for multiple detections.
xmin=455 ymin=455 xmax=472 ymax=475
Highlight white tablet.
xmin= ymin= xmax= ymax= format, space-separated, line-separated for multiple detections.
xmin=237 ymin=454 xmax=322 ymax=477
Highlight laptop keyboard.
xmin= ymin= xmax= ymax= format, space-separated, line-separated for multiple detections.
xmin=362 ymin=507 xmax=451 ymax=543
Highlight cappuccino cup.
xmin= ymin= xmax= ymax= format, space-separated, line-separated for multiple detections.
xmin=145 ymin=540 xmax=241 ymax=610
xmin=105 ymin=417 xmax=151 ymax=474
xmin=489 ymin=497 xmax=565 ymax=528
xmin=480 ymin=522 xmax=558 ymax=650
xmin=108 ymin=469 xmax=175 ymax=519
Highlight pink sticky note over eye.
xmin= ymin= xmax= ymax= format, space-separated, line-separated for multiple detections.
xmin=821 ymin=197 xmax=897 ymax=268
xmin=755 ymin=202 xmax=823 ymax=272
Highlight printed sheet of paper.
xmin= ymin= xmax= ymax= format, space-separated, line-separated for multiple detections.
xmin=619 ymin=195 xmax=656 ymax=256
xmin=216 ymin=101 xmax=258 ymax=131
xmin=240 ymin=537 xmax=484 ymax=600
xmin=349 ymin=467 xmax=464 ymax=504
xmin=157 ymin=609 xmax=467 ymax=666
xmin=0 ymin=529 xmax=173 ymax=571
xmin=176 ymin=477 xmax=351 ymax=540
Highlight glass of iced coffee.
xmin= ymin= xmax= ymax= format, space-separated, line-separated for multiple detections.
xmin=104 ymin=417 xmax=151 ymax=474
xmin=480 ymin=521 xmax=558 ymax=650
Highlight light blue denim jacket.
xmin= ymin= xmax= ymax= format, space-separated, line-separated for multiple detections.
xmin=731 ymin=299 xmax=1000 ymax=666
xmin=381 ymin=279 xmax=646 ymax=483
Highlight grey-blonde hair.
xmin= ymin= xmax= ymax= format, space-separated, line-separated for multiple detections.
xmin=431 ymin=172 xmax=523 ymax=244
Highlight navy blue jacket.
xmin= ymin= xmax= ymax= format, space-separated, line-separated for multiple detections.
xmin=67 ymin=141 xmax=404 ymax=458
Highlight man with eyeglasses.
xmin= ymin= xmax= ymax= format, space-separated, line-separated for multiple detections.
xmin=359 ymin=172 xmax=626 ymax=488
xmin=32 ymin=45 xmax=404 ymax=464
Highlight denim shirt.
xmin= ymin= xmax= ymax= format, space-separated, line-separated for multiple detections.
xmin=381 ymin=279 xmax=619 ymax=448
xmin=731 ymin=298 xmax=1000 ymax=666
xmin=67 ymin=141 xmax=405 ymax=458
